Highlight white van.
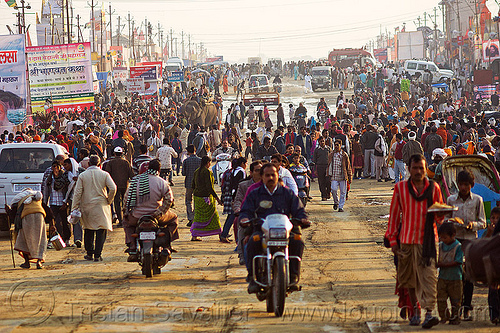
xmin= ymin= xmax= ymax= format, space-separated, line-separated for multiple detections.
xmin=403 ymin=60 xmax=454 ymax=83
xmin=0 ymin=143 xmax=68 ymax=231
xmin=165 ymin=57 xmax=184 ymax=72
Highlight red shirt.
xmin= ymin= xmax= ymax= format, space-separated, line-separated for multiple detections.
xmin=385 ymin=178 xmax=443 ymax=247
xmin=245 ymin=137 xmax=253 ymax=147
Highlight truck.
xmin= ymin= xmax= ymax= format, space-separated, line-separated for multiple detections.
xmin=328 ymin=48 xmax=376 ymax=68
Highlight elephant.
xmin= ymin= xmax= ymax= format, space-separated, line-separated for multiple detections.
xmin=182 ymin=100 xmax=219 ymax=128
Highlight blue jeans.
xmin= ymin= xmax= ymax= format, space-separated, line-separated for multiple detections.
xmin=331 ymin=180 xmax=347 ymax=209
xmin=221 ymin=214 xmax=235 ymax=238
xmin=394 ymin=159 xmax=405 ymax=183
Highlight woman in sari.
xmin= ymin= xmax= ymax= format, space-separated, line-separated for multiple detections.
xmin=7 ymin=189 xmax=55 ymax=269
xmin=190 ymin=156 xmax=223 ymax=241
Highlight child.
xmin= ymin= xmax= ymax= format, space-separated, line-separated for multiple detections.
xmin=437 ymin=222 xmax=464 ymax=325
xmin=447 ymin=169 xmax=486 ymax=321
xmin=486 ymin=207 xmax=500 ymax=324
xmin=244 ymin=132 xmax=252 ymax=160
xmin=351 ymin=134 xmax=363 ymax=179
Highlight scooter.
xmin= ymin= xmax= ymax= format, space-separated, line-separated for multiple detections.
xmin=131 ymin=215 xmax=171 ymax=278
xmin=289 ymin=164 xmax=310 ymax=207
xmin=249 ymin=214 xmax=309 ymax=317
xmin=214 ymin=153 xmax=232 ymax=185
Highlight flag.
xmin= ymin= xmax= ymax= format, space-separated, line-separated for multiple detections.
xmin=26 ymin=29 xmax=32 ymax=46
xmin=5 ymin=0 xmax=17 ymax=7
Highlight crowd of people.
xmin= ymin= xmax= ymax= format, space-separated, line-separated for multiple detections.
xmin=6 ymin=60 xmax=500 ymax=328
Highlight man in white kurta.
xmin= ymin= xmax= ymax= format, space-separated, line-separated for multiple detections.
xmin=72 ymin=155 xmax=117 ymax=261
xmin=304 ymin=73 xmax=313 ymax=93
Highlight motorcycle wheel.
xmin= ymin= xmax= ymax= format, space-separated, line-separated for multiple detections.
xmin=272 ymin=256 xmax=287 ymax=317
xmin=142 ymin=253 xmax=153 ymax=278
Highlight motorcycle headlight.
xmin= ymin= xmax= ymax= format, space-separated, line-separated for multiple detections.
xmin=269 ymin=228 xmax=288 ymax=239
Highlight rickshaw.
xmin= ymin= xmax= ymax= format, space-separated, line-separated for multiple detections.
xmin=439 ymin=155 xmax=500 ymax=236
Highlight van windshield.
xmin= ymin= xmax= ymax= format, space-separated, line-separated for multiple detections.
xmin=0 ymin=148 xmax=55 ymax=173
xmin=312 ymin=70 xmax=329 ymax=76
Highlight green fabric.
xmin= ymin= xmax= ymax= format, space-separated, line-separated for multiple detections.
xmin=191 ymin=195 xmax=221 ymax=237
xmin=192 ymin=167 xmax=217 ymax=198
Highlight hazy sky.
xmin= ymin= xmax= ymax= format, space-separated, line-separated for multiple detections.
xmin=0 ymin=0 xmax=472 ymax=63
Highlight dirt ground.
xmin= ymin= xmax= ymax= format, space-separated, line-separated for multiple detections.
xmin=0 ymin=81 xmax=498 ymax=332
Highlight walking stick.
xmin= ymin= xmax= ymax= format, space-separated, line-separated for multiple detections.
xmin=5 ymin=192 xmax=15 ymax=268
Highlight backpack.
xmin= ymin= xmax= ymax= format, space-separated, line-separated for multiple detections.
xmin=221 ymin=169 xmax=233 ymax=196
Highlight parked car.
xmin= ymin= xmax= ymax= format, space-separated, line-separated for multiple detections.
xmin=249 ymin=74 xmax=270 ymax=92
xmin=311 ymin=66 xmax=332 ymax=91
xmin=0 ymin=143 xmax=67 ymax=231
xmin=403 ymin=60 xmax=454 ymax=83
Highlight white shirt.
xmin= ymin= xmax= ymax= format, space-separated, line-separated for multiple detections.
xmin=279 ymin=167 xmax=298 ymax=195
xmin=156 ymin=146 xmax=178 ymax=170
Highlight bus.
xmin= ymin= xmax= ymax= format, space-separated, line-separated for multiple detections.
xmin=328 ymin=48 xmax=376 ymax=68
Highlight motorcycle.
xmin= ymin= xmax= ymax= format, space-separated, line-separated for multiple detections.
xmin=131 ymin=215 xmax=171 ymax=278
xmin=273 ymin=83 xmax=282 ymax=93
xmin=316 ymin=107 xmax=330 ymax=125
xmin=289 ymin=164 xmax=310 ymax=207
xmin=247 ymin=117 xmax=258 ymax=131
xmin=249 ymin=214 xmax=308 ymax=317
xmin=214 ymin=153 xmax=232 ymax=185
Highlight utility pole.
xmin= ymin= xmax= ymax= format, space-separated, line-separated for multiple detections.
xmin=188 ymin=34 xmax=191 ymax=60
xmin=158 ymin=22 xmax=162 ymax=61
xmin=100 ymin=10 xmax=104 ymax=70
xmin=144 ymin=18 xmax=148 ymax=60
xmin=170 ymin=28 xmax=173 ymax=57
xmin=127 ymin=13 xmax=132 ymax=54
xmin=61 ymin=0 xmax=65 ymax=43
xmin=117 ymin=16 xmax=120 ymax=46
xmin=66 ymin=0 xmax=70 ymax=43
xmin=76 ymin=14 xmax=82 ymax=42
xmin=181 ymin=30 xmax=185 ymax=59
xmin=107 ymin=3 xmax=115 ymax=46
xmin=423 ymin=12 xmax=427 ymax=27
xmin=131 ymin=19 xmax=135 ymax=62
xmin=166 ymin=34 xmax=169 ymax=59
xmin=14 ymin=0 xmax=31 ymax=42
xmin=87 ymin=0 xmax=98 ymax=52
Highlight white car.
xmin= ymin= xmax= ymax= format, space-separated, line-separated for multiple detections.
xmin=403 ymin=60 xmax=454 ymax=83
xmin=249 ymin=74 xmax=270 ymax=92
xmin=0 ymin=142 xmax=68 ymax=231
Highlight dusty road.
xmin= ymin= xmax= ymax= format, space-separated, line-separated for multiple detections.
xmin=0 ymin=82 xmax=497 ymax=332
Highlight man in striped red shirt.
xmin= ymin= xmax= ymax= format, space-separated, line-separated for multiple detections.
xmin=385 ymin=154 xmax=444 ymax=329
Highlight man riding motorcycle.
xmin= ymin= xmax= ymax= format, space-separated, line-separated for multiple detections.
xmin=212 ymin=139 xmax=237 ymax=161
xmin=123 ymin=159 xmax=179 ymax=261
xmin=316 ymin=97 xmax=328 ymax=112
xmin=240 ymin=163 xmax=310 ymax=294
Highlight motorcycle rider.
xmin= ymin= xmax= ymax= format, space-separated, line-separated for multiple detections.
xmin=123 ymin=159 xmax=179 ymax=262
xmin=273 ymin=74 xmax=282 ymax=92
xmin=316 ymin=97 xmax=328 ymax=112
xmin=294 ymin=103 xmax=307 ymax=129
xmin=212 ymin=139 xmax=237 ymax=161
xmin=240 ymin=163 xmax=309 ymax=294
